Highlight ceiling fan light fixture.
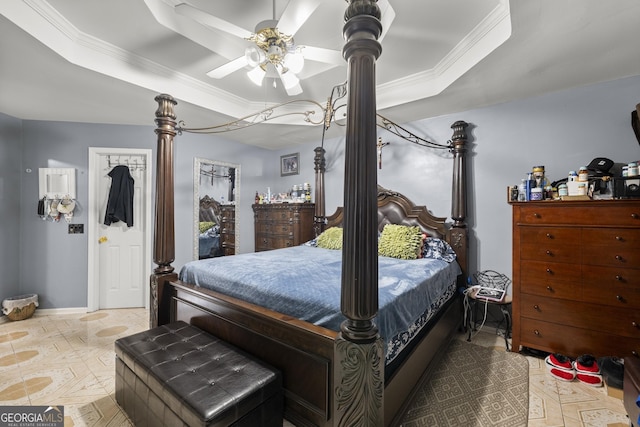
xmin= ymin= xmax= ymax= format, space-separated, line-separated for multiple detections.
xmin=266 ymin=43 xmax=284 ymax=63
xmin=245 ymin=46 xmax=266 ymax=68
xmin=284 ymin=49 xmax=304 ymax=74
xmin=247 ymin=66 xmax=266 ymax=86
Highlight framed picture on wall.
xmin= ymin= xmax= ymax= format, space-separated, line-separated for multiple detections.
xmin=280 ymin=152 xmax=299 ymax=176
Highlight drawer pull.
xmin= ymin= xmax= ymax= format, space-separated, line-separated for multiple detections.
xmin=533 ymin=304 xmax=540 ymax=311
xmin=633 ymin=350 xmax=639 ymax=357
xmin=617 ymin=295 xmax=624 ymax=302
xmin=546 ymin=286 xmax=553 ymax=292
xmin=545 ymin=233 xmax=552 ymax=239
xmin=615 ymin=236 xmax=624 ymax=241
xmin=632 ymin=213 xmax=639 ymax=219
xmin=616 ymin=275 xmax=623 ymax=281
xmin=545 ymin=250 xmax=553 ymax=256
xmin=615 ymin=255 xmax=624 ymax=261
xmin=534 ymin=330 xmax=540 ymax=336
xmin=534 ymin=213 xmax=540 ymax=218
xmin=546 ymin=268 xmax=553 ymax=274
xmin=633 ymin=321 xmax=638 ymax=328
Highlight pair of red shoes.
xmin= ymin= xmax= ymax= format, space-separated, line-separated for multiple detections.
xmin=544 ymin=353 xmax=602 ymax=386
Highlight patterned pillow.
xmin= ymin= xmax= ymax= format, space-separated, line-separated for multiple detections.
xmin=316 ymin=227 xmax=343 ymax=250
xmin=378 ymin=224 xmax=423 ymax=260
xmin=422 ymin=237 xmax=457 ymax=262
xmin=199 ymin=221 xmax=215 ymax=233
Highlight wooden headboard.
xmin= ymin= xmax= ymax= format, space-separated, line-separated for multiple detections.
xmin=326 ymin=186 xmax=448 ymax=240
xmin=198 ymin=195 xmax=220 ymax=224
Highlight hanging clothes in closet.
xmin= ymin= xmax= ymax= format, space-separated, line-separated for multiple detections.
xmin=104 ymin=165 xmax=134 ymax=227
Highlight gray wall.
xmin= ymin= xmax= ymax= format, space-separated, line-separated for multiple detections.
xmin=0 ymin=113 xmax=22 ymax=302
xmin=2 ymin=74 xmax=639 ymax=309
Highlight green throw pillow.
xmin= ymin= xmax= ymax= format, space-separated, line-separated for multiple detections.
xmin=199 ymin=221 xmax=215 ymax=233
xmin=378 ymin=224 xmax=422 ymax=260
xmin=316 ymin=227 xmax=343 ymax=250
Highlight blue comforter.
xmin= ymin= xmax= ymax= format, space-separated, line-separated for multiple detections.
xmin=180 ymin=245 xmax=460 ymax=361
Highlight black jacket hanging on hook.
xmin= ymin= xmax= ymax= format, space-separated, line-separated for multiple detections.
xmin=104 ymin=165 xmax=134 ymax=227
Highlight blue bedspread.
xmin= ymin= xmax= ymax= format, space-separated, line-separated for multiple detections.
xmin=179 ymin=245 xmax=460 ymax=362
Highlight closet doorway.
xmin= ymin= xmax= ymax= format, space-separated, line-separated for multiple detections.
xmin=88 ymin=147 xmax=152 ymax=311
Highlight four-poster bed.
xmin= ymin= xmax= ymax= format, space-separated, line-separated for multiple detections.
xmin=149 ymin=2 xmax=470 ymax=426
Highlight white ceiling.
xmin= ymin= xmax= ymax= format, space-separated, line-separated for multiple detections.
xmin=1 ymin=0 xmax=639 ymax=149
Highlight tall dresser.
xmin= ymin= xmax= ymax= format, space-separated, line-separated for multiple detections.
xmin=253 ymin=203 xmax=315 ymax=251
xmin=511 ymin=200 xmax=640 ymax=358
xmin=219 ymin=204 xmax=235 ymax=256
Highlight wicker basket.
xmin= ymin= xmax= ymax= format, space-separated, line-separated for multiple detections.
xmin=2 ymin=294 xmax=38 ymax=321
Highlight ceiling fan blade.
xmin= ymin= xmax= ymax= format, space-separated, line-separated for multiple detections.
xmin=277 ymin=0 xmax=322 ymax=36
xmin=300 ymin=46 xmax=343 ymax=65
xmin=206 ymin=56 xmax=248 ymax=79
xmin=378 ymin=0 xmax=396 ymax=41
xmin=174 ymin=3 xmax=252 ymax=39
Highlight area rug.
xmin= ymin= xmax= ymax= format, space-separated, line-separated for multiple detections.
xmin=400 ymin=339 xmax=529 ymax=427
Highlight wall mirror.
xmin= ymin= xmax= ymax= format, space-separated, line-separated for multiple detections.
xmin=193 ymin=158 xmax=240 ymax=260
xmin=39 ymin=167 xmax=76 ymax=199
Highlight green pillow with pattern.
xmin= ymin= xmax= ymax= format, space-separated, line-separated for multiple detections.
xmin=199 ymin=221 xmax=215 ymax=233
xmin=378 ymin=224 xmax=422 ymax=260
xmin=316 ymin=227 xmax=343 ymax=250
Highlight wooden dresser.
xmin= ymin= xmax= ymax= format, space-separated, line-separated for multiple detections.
xmin=511 ymin=200 xmax=640 ymax=358
xmin=253 ymin=203 xmax=315 ymax=251
xmin=219 ymin=204 xmax=235 ymax=256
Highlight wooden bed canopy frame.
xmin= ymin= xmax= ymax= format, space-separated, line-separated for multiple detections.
xmin=149 ymin=2 xmax=469 ymax=426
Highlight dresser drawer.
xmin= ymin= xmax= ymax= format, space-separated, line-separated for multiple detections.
xmin=518 ymin=317 xmax=640 ymax=358
xmin=516 ymin=203 xmax=640 ymax=226
xmin=520 ymin=260 xmax=581 ymax=285
xmin=256 ymin=236 xmax=294 ymax=251
xmin=582 ymin=228 xmax=640 ymax=267
xmin=520 ymin=243 xmax=576 ymax=262
xmin=520 ymin=293 xmax=640 ymax=339
xmin=586 ymin=228 xmax=640 ymax=246
xmin=220 ymin=207 xmax=235 ymax=220
xmin=258 ymin=223 xmax=294 ymax=235
xmin=582 ymin=245 xmax=640 ymax=267
xmin=519 ymin=277 xmax=580 ymax=301
xmin=582 ymin=265 xmax=640 ymax=307
xmin=519 ymin=227 xmax=578 ymax=262
xmin=255 ymin=211 xmax=295 ymax=222
xmin=519 ymin=226 xmax=580 ymax=243
xmin=582 ymin=264 xmax=640 ymax=287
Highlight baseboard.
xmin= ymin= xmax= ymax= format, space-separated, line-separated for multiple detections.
xmin=0 ymin=307 xmax=90 ymax=324
xmin=35 ymin=307 xmax=90 ymax=316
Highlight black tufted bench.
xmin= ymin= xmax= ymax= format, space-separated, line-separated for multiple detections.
xmin=115 ymin=321 xmax=283 ymax=427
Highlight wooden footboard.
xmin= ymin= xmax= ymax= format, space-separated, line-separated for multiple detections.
xmin=166 ymin=279 xmax=337 ymax=426
xmin=158 ymin=278 xmax=461 ymax=427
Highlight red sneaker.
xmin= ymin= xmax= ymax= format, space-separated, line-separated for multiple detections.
xmin=574 ymin=354 xmax=602 ymax=387
xmin=545 ymin=354 xmax=575 ymax=381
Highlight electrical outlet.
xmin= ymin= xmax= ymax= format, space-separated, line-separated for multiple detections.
xmin=68 ymin=224 xmax=84 ymax=234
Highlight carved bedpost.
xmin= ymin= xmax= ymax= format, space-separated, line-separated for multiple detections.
xmin=313 ymin=146 xmax=326 ymax=236
xmin=450 ymin=120 xmax=469 ymax=282
xmin=150 ymin=94 xmax=178 ymax=328
xmin=334 ymin=1 xmax=384 ymax=426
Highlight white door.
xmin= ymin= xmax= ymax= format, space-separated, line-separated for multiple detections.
xmin=88 ymin=147 xmax=152 ymax=311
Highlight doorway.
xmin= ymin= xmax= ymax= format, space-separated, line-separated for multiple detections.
xmin=88 ymin=147 xmax=152 ymax=311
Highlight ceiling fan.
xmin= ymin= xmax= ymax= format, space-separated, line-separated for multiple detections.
xmin=174 ymin=0 xmax=343 ymax=96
